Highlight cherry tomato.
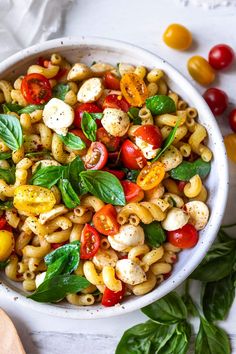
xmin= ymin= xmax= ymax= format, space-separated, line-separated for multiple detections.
xmin=229 ymin=109 xmax=236 ymax=133
xmin=104 ymin=71 xmax=120 ymax=90
xmin=21 ymin=73 xmax=52 ymax=104
xmin=120 ymin=73 xmax=148 ymax=107
xmin=203 ymin=88 xmax=228 ymax=116
xmin=51 ymin=241 xmax=67 ymax=250
xmin=163 ymin=23 xmax=192 ymax=50
xmin=74 ymin=103 xmax=102 ymax=128
xmin=178 ymin=181 xmax=187 ymax=193
xmin=103 ymin=168 xmax=125 ymax=180
xmin=208 ymin=44 xmax=235 ymax=70
xmin=53 ymin=67 xmax=68 ymax=80
xmin=187 ymin=56 xmax=215 ymax=86
xmin=80 ymin=224 xmax=100 ymax=259
xmin=121 ymin=180 xmax=144 ymax=203
xmin=133 ymin=125 xmax=163 ymax=148
xmin=84 ymin=142 xmax=108 ymax=170
xmin=167 ymin=224 xmax=199 ymax=249
xmin=0 ymin=217 xmax=7 ymax=230
xmin=102 ymin=283 xmax=126 ymax=307
xmin=120 ymin=140 xmax=147 ymax=170
xmin=93 ymin=204 xmax=120 ymax=236
xmin=69 ymin=129 xmax=91 ymax=148
xmin=224 ymin=134 xmax=236 ymax=163
xmin=97 ymin=127 xmax=121 ymax=152
xmin=137 ymin=161 xmax=165 ymax=191
xmin=102 ymin=94 xmax=130 ymax=112
xmin=108 ymin=151 xmax=121 ymax=166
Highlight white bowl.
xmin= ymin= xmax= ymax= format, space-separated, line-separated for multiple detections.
xmin=0 ymin=37 xmax=228 ymax=319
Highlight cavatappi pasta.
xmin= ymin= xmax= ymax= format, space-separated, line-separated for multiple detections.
xmin=0 ymin=54 xmax=212 ymax=307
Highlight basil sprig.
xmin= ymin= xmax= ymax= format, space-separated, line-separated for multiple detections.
xmin=127 ymin=107 xmax=141 ymax=124
xmin=170 ymin=158 xmax=211 ymax=181
xmin=122 ymin=168 xmax=140 ymax=183
xmin=141 ymin=221 xmax=166 ymax=248
xmin=52 ymin=83 xmax=70 ymax=101
xmin=146 ymin=95 xmax=176 ymax=115
xmin=0 ymin=114 xmax=23 ymax=151
xmin=58 ymin=132 xmax=86 ymax=150
xmin=2 ymin=103 xmax=44 ymax=114
xmin=30 ymin=165 xmax=65 ymax=189
xmin=0 ymin=166 xmax=15 ymax=184
xmin=58 ymin=178 xmax=80 ymax=209
xmin=0 ymin=152 xmax=12 ymax=160
xmin=81 ymin=112 xmax=97 ymax=142
xmin=0 ymin=200 xmax=13 ymax=210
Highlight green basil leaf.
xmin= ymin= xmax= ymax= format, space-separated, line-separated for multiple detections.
xmin=217 ymin=229 xmax=233 ymax=243
xmin=58 ymin=133 xmax=86 ymax=150
xmin=28 ymin=275 xmax=90 ymax=303
xmin=81 ymin=112 xmax=97 ymax=142
xmin=181 ymin=293 xmax=199 ymax=317
xmin=90 ymin=112 xmax=103 ymax=120
xmin=141 ymin=291 xmax=187 ymax=324
xmin=67 ymin=156 xmax=86 ymax=194
xmin=52 ymin=83 xmax=70 ymax=101
xmin=146 ymin=95 xmax=176 ymax=115
xmin=80 ymin=170 xmax=125 ymax=206
xmin=122 ymin=168 xmax=140 ymax=182
xmin=0 ymin=260 xmax=9 ymax=269
xmin=170 ymin=159 xmax=211 ymax=181
xmin=25 ymin=150 xmax=51 ymax=158
xmin=202 ymin=272 xmax=236 ymax=322
xmin=0 ymin=166 xmax=15 ymax=184
xmin=158 ymin=321 xmax=191 ymax=354
xmin=58 ymin=178 xmax=80 ymax=209
xmin=0 ymin=114 xmax=23 ymax=151
xmin=30 ymin=165 xmax=65 ymax=188
xmin=45 ymin=254 xmax=68 ymax=281
xmin=18 ymin=104 xmax=44 ymax=114
xmin=0 ymin=152 xmax=12 ymax=160
xmin=195 ymin=317 xmax=231 ymax=354
xmin=2 ymin=103 xmax=23 ymax=113
xmin=0 ymin=200 xmax=13 ymax=210
xmin=141 ymin=221 xmax=166 ymax=248
xmin=128 ymin=107 xmax=142 ymax=125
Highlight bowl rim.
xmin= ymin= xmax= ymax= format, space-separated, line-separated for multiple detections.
xmin=0 ymin=36 xmax=229 ymax=319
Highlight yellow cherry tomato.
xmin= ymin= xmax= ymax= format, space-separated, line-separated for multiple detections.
xmin=187 ymin=56 xmax=215 ymax=85
xmin=13 ymin=185 xmax=56 ymax=215
xmin=137 ymin=161 xmax=165 ymax=191
xmin=224 ymin=134 xmax=236 ymax=163
xmin=0 ymin=230 xmax=15 ymax=262
xmin=120 ymin=72 xmax=148 ymax=107
xmin=163 ymin=23 xmax=192 ymax=50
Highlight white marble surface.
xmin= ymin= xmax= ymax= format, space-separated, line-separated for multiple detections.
xmin=1 ymin=0 xmax=236 ymax=353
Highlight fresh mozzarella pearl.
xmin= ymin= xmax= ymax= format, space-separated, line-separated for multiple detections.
xmin=77 ymin=78 xmax=103 ymax=103
xmin=116 ymin=259 xmax=146 ymax=285
xmin=93 ymin=249 xmax=118 ymax=271
xmin=101 ymin=108 xmax=130 ymax=137
xmin=184 ymin=201 xmax=209 ymax=230
xmin=135 ymin=137 xmax=159 ymax=159
xmin=162 ymin=207 xmax=189 ymax=231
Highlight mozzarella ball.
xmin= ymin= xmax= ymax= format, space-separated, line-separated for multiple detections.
xmin=101 ymin=108 xmax=130 ymax=137
xmin=135 ymin=137 xmax=159 ymax=159
xmin=93 ymin=249 xmax=118 ymax=271
xmin=116 ymin=259 xmax=146 ymax=285
xmin=77 ymin=78 xmax=103 ymax=103
xmin=184 ymin=201 xmax=209 ymax=230
xmin=162 ymin=207 xmax=189 ymax=231
xmin=67 ymin=63 xmax=91 ymax=81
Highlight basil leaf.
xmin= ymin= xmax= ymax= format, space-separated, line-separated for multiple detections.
xmin=90 ymin=112 xmax=103 ymax=120
xmin=141 ymin=292 xmax=187 ymax=324
xmin=181 ymin=293 xmax=199 ymax=317
xmin=0 ymin=114 xmax=23 ymax=151
xmin=122 ymin=168 xmax=140 ymax=182
xmin=202 ymin=272 xmax=236 ymax=322
xmin=58 ymin=132 xmax=86 ymax=150
xmin=81 ymin=112 xmax=97 ymax=142
xmin=217 ymin=229 xmax=233 ymax=243
xmin=146 ymin=95 xmax=176 ymax=115
xmin=0 ymin=260 xmax=9 ymax=269
xmin=158 ymin=321 xmax=191 ymax=354
xmin=152 ymin=118 xmax=180 ymax=162
xmin=67 ymin=156 xmax=86 ymax=193
xmin=45 ymin=254 xmax=68 ymax=281
xmin=30 ymin=165 xmax=65 ymax=188
xmin=128 ymin=107 xmax=142 ymax=125
xmin=18 ymin=104 xmax=44 ymax=114
xmin=190 ymin=241 xmax=236 ymax=282
xmin=195 ymin=317 xmax=231 ymax=354
xmin=141 ymin=221 xmax=166 ymax=248
xmin=28 ymin=275 xmax=90 ymax=303
xmin=2 ymin=103 xmax=23 ymax=113
xmin=58 ymin=178 xmax=80 ymax=208
xmin=170 ymin=159 xmax=211 ymax=181
xmin=0 ymin=152 xmax=12 ymax=160
xmin=52 ymin=83 xmax=70 ymax=101
xmin=0 ymin=166 xmax=15 ymax=184
xmin=80 ymin=170 xmax=125 ymax=206
xmin=0 ymin=200 xmax=13 ymax=210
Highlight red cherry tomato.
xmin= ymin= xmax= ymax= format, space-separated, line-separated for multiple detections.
xmin=74 ymin=103 xmax=102 ymax=129
xmin=133 ymin=125 xmax=163 ymax=148
xmin=102 ymin=94 xmax=130 ymax=112
xmin=208 ymin=44 xmax=235 ymax=70
xmin=104 ymin=72 xmax=120 ymax=90
xmin=21 ymin=73 xmax=52 ymax=104
xmin=120 ymin=140 xmax=147 ymax=170
xmin=53 ymin=67 xmax=68 ymax=80
xmin=51 ymin=241 xmax=67 ymax=250
xmin=167 ymin=224 xmax=199 ymax=249
xmin=203 ymin=88 xmax=228 ymax=116
xmin=178 ymin=181 xmax=187 ymax=192
xmin=229 ymin=109 xmax=236 ymax=133
xmin=121 ymin=180 xmax=144 ymax=203
xmin=69 ymin=129 xmax=91 ymax=147
xmin=0 ymin=217 xmax=7 ymax=230
xmin=97 ymin=127 xmax=121 ymax=152
xmin=84 ymin=142 xmax=108 ymax=170
xmin=102 ymin=283 xmax=126 ymax=307
xmin=80 ymin=224 xmax=100 ymax=259
xmin=103 ymin=168 xmax=125 ymax=180
xmin=93 ymin=204 xmax=120 ymax=236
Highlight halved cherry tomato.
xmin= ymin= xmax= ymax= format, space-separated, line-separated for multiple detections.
xmin=163 ymin=23 xmax=192 ymax=51
xmin=93 ymin=204 xmax=120 ymax=236
xmin=0 ymin=217 xmax=7 ymax=230
xmin=51 ymin=241 xmax=67 ymax=250
xmin=74 ymin=103 xmax=102 ymax=128
xmin=80 ymin=224 xmax=100 ymax=259
xmin=102 ymin=282 xmax=126 ymax=307
xmin=133 ymin=125 xmax=163 ymax=148
xmin=137 ymin=161 xmax=165 ymax=191
xmin=203 ymin=88 xmax=228 ymax=116
xmin=187 ymin=56 xmax=215 ymax=86
xmin=229 ymin=109 xmax=236 ymax=133
xmin=224 ymin=133 xmax=236 ymax=163
xmin=103 ymin=168 xmax=125 ymax=180
xmin=21 ymin=73 xmax=52 ymax=104
xmin=84 ymin=142 xmax=108 ymax=170
xmin=120 ymin=140 xmax=147 ymax=170
xmin=121 ymin=180 xmax=144 ymax=203
xmin=97 ymin=127 xmax=121 ymax=152
xmin=208 ymin=44 xmax=235 ymax=70
xmin=120 ymin=73 xmax=148 ymax=107
xmin=102 ymin=94 xmax=130 ymax=112
xmin=104 ymin=71 xmax=120 ymax=90
xmin=167 ymin=224 xmax=198 ymax=248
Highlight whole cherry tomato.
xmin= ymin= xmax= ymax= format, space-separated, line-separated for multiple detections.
xmin=120 ymin=73 xmax=148 ymax=107
xmin=133 ymin=125 xmax=163 ymax=148
xmin=121 ymin=180 xmax=144 ymax=203
xmin=0 ymin=217 xmax=7 ymax=230
xmin=203 ymin=88 xmax=228 ymax=116
xmin=137 ymin=161 xmax=165 ymax=191
xmin=93 ymin=204 xmax=120 ymax=236
xmin=187 ymin=56 xmax=215 ymax=86
xmin=84 ymin=142 xmax=108 ymax=170
xmin=21 ymin=73 xmax=52 ymax=104
xmin=228 ymin=109 xmax=236 ymax=133
xmin=102 ymin=94 xmax=130 ymax=112
xmin=74 ymin=103 xmax=102 ymax=128
xmin=80 ymin=224 xmax=100 ymax=259
xmin=167 ymin=224 xmax=198 ymax=248
xmin=120 ymin=140 xmax=147 ymax=170
xmin=208 ymin=44 xmax=235 ymax=70
xmin=102 ymin=283 xmax=126 ymax=307
xmin=97 ymin=127 xmax=121 ymax=152
xmin=104 ymin=71 xmax=120 ymax=90
xmin=103 ymin=168 xmax=125 ymax=180
xmin=224 ymin=134 xmax=236 ymax=163
xmin=163 ymin=23 xmax=192 ymax=50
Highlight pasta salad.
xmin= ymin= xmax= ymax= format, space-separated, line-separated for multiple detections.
xmin=0 ymin=54 xmax=212 ymax=307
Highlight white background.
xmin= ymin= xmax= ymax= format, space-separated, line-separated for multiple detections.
xmin=1 ymin=1 xmax=236 ymax=353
